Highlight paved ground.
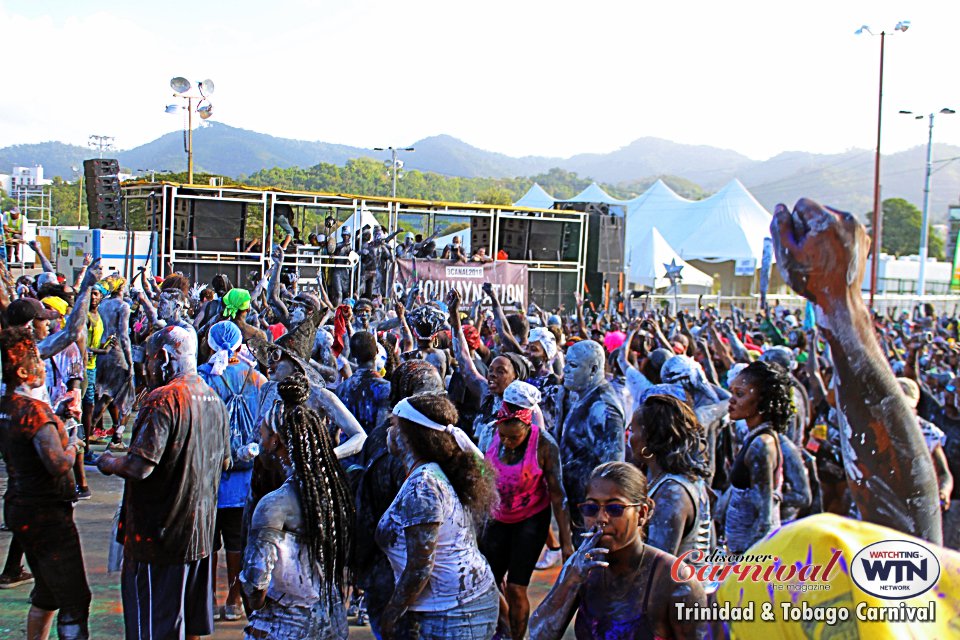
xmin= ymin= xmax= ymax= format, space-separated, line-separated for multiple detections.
xmin=0 ymin=453 xmax=571 ymax=638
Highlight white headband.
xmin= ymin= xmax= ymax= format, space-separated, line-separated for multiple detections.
xmin=392 ymin=398 xmax=482 ymax=458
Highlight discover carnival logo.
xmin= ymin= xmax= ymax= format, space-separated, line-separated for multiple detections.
xmin=850 ymin=540 xmax=940 ymax=600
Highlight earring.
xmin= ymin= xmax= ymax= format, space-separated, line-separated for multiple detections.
xmin=640 ymin=446 xmax=653 ymax=459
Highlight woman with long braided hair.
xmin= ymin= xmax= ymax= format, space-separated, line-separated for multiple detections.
xmin=240 ymin=373 xmax=355 ymax=640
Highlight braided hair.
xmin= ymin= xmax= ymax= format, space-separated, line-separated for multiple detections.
xmin=276 ymin=374 xmax=355 ymax=604
xmin=736 ymin=360 xmax=795 ymax=433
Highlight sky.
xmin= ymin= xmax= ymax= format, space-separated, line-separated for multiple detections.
xmin=2 ymin=0 xmax=959 ymax=161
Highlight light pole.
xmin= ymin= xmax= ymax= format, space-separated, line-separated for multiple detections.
xmin=165 ymin=77 xmax=215 ymax=185
xmin=88 ymin=135 xmax=114 ymax=158
xmin=70 ymin=165 xmax=84 ymax=227
xmin=374 ymin=146 xmax=415 ymax=198
xmin=856 ymin=20 xmax=909 ymax=307
xmin=900 ymin=108 xmax=955 ymax=296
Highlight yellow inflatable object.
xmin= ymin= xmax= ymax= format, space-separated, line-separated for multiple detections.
xmin=714 ymin=513 xmax=960 ymax=639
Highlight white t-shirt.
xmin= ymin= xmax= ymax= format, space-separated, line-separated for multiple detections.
xmin=376 ymin=462 xmax=494 ymax=612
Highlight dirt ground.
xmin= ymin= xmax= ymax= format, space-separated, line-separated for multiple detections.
xmin=0 ymin=456 xmax=572 ymax=639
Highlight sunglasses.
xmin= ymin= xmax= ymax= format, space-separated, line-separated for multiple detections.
xmin=578 ymin=502 xmax=643 ymax=519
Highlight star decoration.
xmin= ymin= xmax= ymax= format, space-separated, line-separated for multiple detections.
xmin=664 ymin=258 xmax=684 ymax=284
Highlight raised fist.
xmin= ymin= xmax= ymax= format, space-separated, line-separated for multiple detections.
xmin=770 ymin=198 xmax=869 ymax=307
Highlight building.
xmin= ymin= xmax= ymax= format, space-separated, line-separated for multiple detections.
xmin=9 ymin=165 xmax=52 ymax=194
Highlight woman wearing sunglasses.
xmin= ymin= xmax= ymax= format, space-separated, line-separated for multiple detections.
xmin=529 ymin=462 xmax=707 ymax=640
xmin=629 ymin=394 xmax=713 ymax=566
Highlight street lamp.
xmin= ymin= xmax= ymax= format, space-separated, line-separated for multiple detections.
xmin=899 ymin=107 xmax=955 ymax=296
xmin=165 ymin=77 xmax=215 ymax=185
xmin=374 ymin=146 xmax=415 ymax=198
xmin=856 ymin=20 xmax=909 ymax=307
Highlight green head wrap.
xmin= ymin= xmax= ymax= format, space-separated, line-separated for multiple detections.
xmin=222 ymin=288 xmax=251 ymax=319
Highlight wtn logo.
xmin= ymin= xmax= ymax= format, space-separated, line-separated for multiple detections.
xmin=861 ymin=559 xmax=927 ymax=583
xmin=851 ymin=540 xmax=940 ymax=600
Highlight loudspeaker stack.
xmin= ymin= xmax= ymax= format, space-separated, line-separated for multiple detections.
xmin=83 ymin=159 xmax=123 ymax=229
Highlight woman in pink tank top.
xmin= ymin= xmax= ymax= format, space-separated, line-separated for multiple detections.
xmin=479 ymin=380 xmax=573 ymax=640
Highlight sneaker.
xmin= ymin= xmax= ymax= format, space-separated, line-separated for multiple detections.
xmin=77 ymin=486 xmax=92 ymax=500
xmin=107 ymin=441 xmax=128 ymax=452
xmin=535 ymin=548 xmax=561 ymax=570
xmin=84 ymin=452 xmax=100 ymax=466
xmin=0 ymin=570 xmax=33 ymax=589
xmin=223 ymin=604 xmax=244 ymax=621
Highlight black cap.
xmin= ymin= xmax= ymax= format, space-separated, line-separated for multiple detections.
xmin=7 ymin=298 xmax=58 ymax=326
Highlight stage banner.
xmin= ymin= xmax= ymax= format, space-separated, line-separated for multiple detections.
xmin=952 ymin=229 xmax=960 ymax=293
xmin=396 ymin=259 xmax=528 ymax=307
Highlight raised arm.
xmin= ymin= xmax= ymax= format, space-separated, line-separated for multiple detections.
xmin=804 ymin=332 xmax=827 ymax=413
xmin=136 ymin=289 xmax=161 ymax=328
xmin=574 ymin=293 xmax=588 ymax=340
xmin=395 ymin=300 xmax=415 ymax=353
xmin=265 ymin=245 xmax=290 ymax=325
xmin=446 ymin=289 xmax=486 ymax=397
xmin=619 ymin=318 xmax=641 ymax=374
xmin=38 ymin=259 xmax=100 ymax=360
xmin=719 ymin=322 xmax=751 ymax=363
xmin=27 ymin=240 xmax=56 ymax=274
xmin=485 ymin=282 xmax=522 ymax=354
xmin=772 ymin=198 xmax=941 ymax=543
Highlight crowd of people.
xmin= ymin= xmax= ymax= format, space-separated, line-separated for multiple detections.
xmin=0 ymin=198 xmax=955 ymax=639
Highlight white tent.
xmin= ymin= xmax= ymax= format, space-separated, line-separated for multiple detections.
xmin=514 ymin=183 xmax=557 ymax=209
xmin=626 ymin=227 xmax=714 ymax=290
xmin=563 ymin=182 xmax=625 ymax=206
xmin=625 ymin=179 xmax=772 ymax=264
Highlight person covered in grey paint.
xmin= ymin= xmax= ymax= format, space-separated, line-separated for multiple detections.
xmin=559 ymin=339 xmax=626 ymax=536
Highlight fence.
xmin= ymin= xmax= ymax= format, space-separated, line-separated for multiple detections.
xmin=637 ymin=293 xmax=960 ymax=318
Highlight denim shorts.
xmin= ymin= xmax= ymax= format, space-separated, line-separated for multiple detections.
xmin=403 ymin=586 xmax=499 ymax=639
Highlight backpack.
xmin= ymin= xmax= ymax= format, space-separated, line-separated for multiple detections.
xmin=220 ymin=368 xmax=258 ymax=471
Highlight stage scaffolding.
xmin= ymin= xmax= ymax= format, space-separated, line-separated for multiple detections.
xmin=120 ymin=182 xmax=589 ymax=309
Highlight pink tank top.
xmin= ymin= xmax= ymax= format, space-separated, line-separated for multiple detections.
xmin=486 ymin=423 xmax=551 ymax=523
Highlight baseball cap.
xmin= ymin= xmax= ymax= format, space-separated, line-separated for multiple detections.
xmin=7 ymin=298 xmax=59 ymax=326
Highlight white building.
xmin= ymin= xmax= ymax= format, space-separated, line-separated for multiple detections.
xmin=863 ymin=254 xmax=954 ymax=295
xmin=9 ymin=165 xmax=52 ymax=193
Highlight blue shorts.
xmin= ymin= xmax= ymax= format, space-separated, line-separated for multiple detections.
xmin=121 ymin=554 xmax=214 ymax=638
xmin=84 ymin=368 xmax=96 ymax=404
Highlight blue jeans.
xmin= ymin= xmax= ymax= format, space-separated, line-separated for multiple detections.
xmin=401 ymin=586 xmax=499 ymax=639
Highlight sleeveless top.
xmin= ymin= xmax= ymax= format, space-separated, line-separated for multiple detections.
xmin=649 ymin=473 xmax=713 ymax=566
xmin=486 ymin=423 xmax=551 ymax=524
xmin=574 ymin=546 xmax=668 ymax=640
xmin=725 ymin=424 xmax=783 ymax=554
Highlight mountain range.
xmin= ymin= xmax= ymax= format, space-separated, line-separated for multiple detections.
xmin=2 ymin=122 xmax=959 ymax=222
